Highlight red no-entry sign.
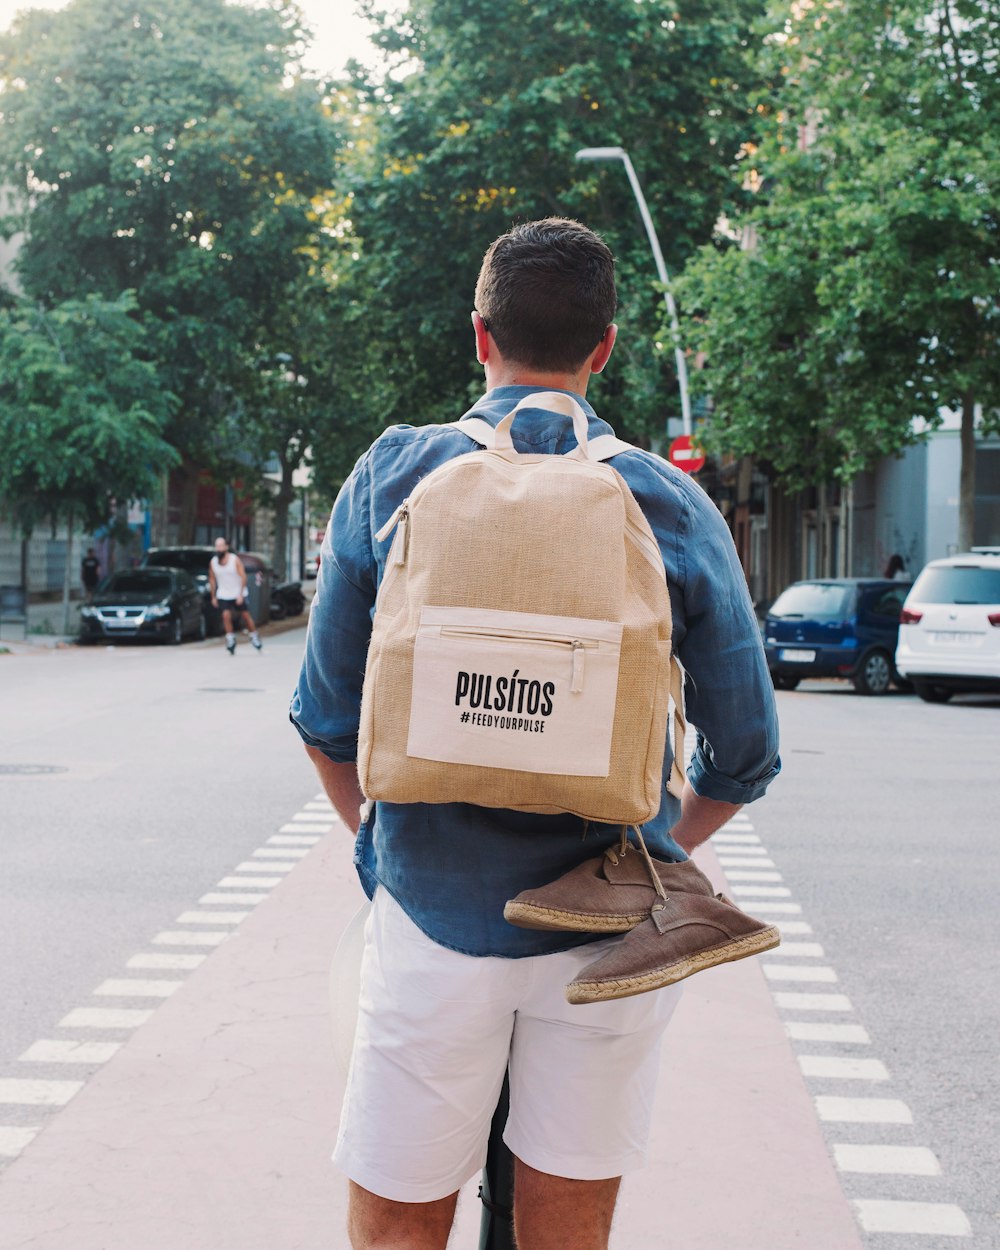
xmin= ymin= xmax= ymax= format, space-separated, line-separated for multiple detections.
xmin=668 ymin=434 xmax=706 ymax=474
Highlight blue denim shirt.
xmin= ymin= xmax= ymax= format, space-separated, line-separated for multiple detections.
xmin=291 ymin=386 xmax=780 ymax=956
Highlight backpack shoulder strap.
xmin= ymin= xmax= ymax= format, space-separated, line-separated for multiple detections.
xmin=457 ymin=417 xmax=497 ymax=449
xmin=458 ymin=419 xmax=635 ymax=463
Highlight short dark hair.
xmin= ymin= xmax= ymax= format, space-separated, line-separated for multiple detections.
xmin=474 ymin=218 xmax=617 ymax=371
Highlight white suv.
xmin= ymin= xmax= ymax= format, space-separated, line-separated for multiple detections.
xmin=895 ymin=548 xmax=1000 ymax=702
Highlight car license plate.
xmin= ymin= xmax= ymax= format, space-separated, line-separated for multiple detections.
xmin=931 ymin=631 xmax=977 ymax=646
xmin=779 ymin=648 xmax=816 ymax=663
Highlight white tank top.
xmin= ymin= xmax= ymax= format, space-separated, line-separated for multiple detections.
xmin=211 ymin=554 xmax=244 ymax=600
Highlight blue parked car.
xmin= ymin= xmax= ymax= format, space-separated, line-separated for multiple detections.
xmin=763 ymin=578 xmax=912 ymax=695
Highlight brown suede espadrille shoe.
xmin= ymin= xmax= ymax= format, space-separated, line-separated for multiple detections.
xmin=565 ymin=890 xmax=781 ymax=1004
xmin=504 ymin=833 xmax=716 ymax=934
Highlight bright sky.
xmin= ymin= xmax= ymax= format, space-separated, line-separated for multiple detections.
xmin=0 ymin=0 xmax=381 ymax=76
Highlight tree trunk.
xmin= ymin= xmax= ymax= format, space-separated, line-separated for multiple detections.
xmin=958 ymin=390 xmax=976 ymax=552
xmin=175 ymin=460 xmax=201 ymax=545
xmin=271 ymin=452 xmax=295 ymax=582
xmin=62 ymin=509 xmax=74 ymax=636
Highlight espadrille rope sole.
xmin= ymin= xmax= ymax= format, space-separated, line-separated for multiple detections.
xmin=565 ymin=924 xmax=782 ymax=1004
xmin=503 ymin=900 xmax=646 ymax=933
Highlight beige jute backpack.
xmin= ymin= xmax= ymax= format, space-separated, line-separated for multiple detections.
xmin=357 ymin=391 xmax=686 ymax=824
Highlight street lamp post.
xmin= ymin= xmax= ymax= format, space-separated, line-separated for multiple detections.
xmin=575 ymin=146 xmax=692 ymax=439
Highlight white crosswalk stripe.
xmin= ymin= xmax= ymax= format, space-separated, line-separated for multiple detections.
xmin=816 ymin=1096 xmax=913 ymax=1124
xmin=57 ymin=1007 xmax=154 ymax=1029
xmin=154 ymin=931 xmax=229 ymax=946
xmin=834 ymin=1144 xmax=941 ymax=1175
xmin=0 ymin=1079 xmax=83 ymax=1106
xmin=852 ymin=1200 xmax=971 ymax=1236
xmin=798 ymin=1056 xmax=889 ymax=1080
xmin=764 ymin=965 xmax=838 ymax=983
xmin=19 ymin=1040 xmax=122 ymax=1065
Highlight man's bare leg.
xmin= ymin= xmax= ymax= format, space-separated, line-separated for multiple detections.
xmin=514 ymin=1159 xmax=621 ymax=1250
xmin=347 ymin=1182 xmax=458 ymax=1250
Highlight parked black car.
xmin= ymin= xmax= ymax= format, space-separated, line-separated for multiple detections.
xmin=140 ymin=546 xmax=272 ymax=634
xmin=79 ymin=568 xmax=205 ymax=644
xmin=763 ymin=578 xmax=912 ymax=695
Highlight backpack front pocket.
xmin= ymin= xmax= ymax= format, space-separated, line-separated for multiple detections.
xmin=406 ymin=606 xmax=623 ymax=777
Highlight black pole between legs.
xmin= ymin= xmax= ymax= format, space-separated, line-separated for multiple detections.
xmin=478 ymin=1072 xmax=517 ymax=1249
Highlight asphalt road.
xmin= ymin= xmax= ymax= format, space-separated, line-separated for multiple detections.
xmin=0 ymin=635 xmax=997 ymax=1247
xmin=0 ymin=625 xmax=321 ymax=1075
xmin=758 ymin=679 xmax=1000 ymax=1249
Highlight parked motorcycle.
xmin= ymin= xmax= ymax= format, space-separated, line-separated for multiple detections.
xmin=269 ymin=580 xmax=306 ymax=620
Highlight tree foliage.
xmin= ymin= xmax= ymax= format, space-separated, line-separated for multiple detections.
xmin=676 ymin=0 xmax=1000 ymax=508
xmin=0 ymin=292 xmax=176 ymax=533
xmin=0 ymin=0 xmax=345 ymax=535
xmin=316 ymin=0 xmax=769 ymax=478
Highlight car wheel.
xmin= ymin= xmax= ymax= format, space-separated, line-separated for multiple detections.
xmin=853 ymin=649 xmax=891 ymax=695
xmin=772 ymin=674 xmax=800 ymax=691
xmin=196 ymin=613 xmax=207 ymax=641
xmin=169 ymin=616 xmax=184 ymax=645
xmin=913 ymin=680 xmax=953 ymax=704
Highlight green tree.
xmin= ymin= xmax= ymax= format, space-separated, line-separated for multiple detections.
xmin=0 ymin=292 xmax=176 ymax=625
xmin=0 ymin=0 xmax=343 ymax=538
xmin=677 ymin=0 xmax=1000 ymax=545
xmin=318 ymin=0 xmax=768 ymax=473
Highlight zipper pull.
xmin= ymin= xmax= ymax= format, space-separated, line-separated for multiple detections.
xmin=571 ymin=639 xmax=585 ymax=693
xmin=375 ymin=500 xmax=408 ymax=544
xmin=394 ymin=507 xmax=409 ymax=566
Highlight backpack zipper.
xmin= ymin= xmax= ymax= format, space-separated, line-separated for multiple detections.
xmin=376 ymin=503 xmax=410 ymax=566
xmin=437 ymin=627 xmax=596 ymax=692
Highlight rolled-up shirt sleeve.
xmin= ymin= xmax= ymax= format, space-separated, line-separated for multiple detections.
xmin=670 ymin=487 xmax=780 ymax=805
xmin=289 ymin=453 xmax=376 ymax=763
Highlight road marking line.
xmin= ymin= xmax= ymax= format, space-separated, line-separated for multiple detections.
xmin=94 ymin=979 xmax=182 ymax=998
xmin=816 ymin=1096 xmax=912 ymax=1124
xmin=774 ymin=992 xmax=852 ymax=1011
xmin=18 ymin=1040 xmax=122 ymax=1065
xmin=834 ymin=1144 xmax=941 ymax=1175
xmin=785 ymin=1022 xmax=870 ymax=1044
xmin=852 ymin=1199 xmax=971 ymax=1236
xmin=764 ymin=965 xmax=838 ymax=983
xmin=744 ymin=901 xmax=802 ymax=914
xmin=216 ymin=876 xmax=281 ymax=888
xmin=0 ymin=1127 xmax=39 ymax=1157
xmin=777 ymin=921 xmax=813 ymax=935
xmin=267 ymin=835 xmax=320 ymax=846
xmin=303 ymin=799 xmax=333 ymax=810
xmin=0 ymin=1079 xmax=84 ymax=1106
xmin=127 ymin=953 xmax=206 ymax=971
xmin=764 ymin=942 xmax=825 ymax=958
xmin=730 ymin=885 xmax=792 ymax=897
xmin=722 ymin=870 xmax=783 ymax=881
xmin=712 ymin=833 xmax=761 ymax=844
xmin=254 ymin=846 xmax=310 ymax=858
xmin=153 ymin=931 xmax=229 ymax=946
xmin=198 ymin=893 xmax=268 ymax=905
xmin=57 ymin=1008 xmax=154 ymax=1029
xmin=715 ymin=844 xmax=768 ymax=855
xmin=234 ymin=861 xmax=296 ymax=874
xmin=798 ymin=1056 xmax=889 ymax=1080
xmin=716 ymin=857 xmax=777 ymax=868
xmin=178 ymin=909 xmax=250 ymax=923
xmin=280 ymin=822 xmax=332 ymax=833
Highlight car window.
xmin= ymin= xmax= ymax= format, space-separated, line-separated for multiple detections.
xmin=105 ymin=571 xmax=173 ymax=594
xmin=769 ymin=583 xmax=852 ymax=620
xmin=175 ymin=571 xmax=196 ymax=591
xmin=910 ymin=566 xmax=1000 ymax=605
xmin=144 ymin=550 xmax=212 ymax=574
xmin=867 ymin=587 xmax=908 ymax=619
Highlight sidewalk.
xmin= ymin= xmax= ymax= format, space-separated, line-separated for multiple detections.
xmin=0 ymin=833 xmax=864 ymax=1249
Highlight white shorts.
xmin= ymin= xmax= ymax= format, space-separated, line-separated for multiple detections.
xmin=333 ymin=888 xmax=682 ymax=1203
